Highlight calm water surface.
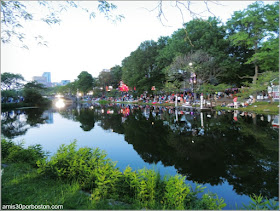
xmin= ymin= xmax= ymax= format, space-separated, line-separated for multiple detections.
xmin=1 ymin=103 xmax=279 ymax=209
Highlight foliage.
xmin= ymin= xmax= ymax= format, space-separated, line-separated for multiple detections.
xmin=77 ymin=71 xmax=94 ymax=94
xmin=1 ymin=163 xmax=97 ymax=209
xmin=58 ymin=81 xmax=78 ymax=96
xmin=97 ymin=67 xmax=122 ymax=90
xmin=1 ymin=90 xmax=21 ymax=103
xmin=198 ymin=83 xmax=228 ymax=96
xmin=1 ymin=138 xmax=46 ymax=166
xmin=163 ymin=175 xmax=190 ymax=209
xmin=23 ymin=81 xmax=50 ymax=106
xmin=122 ymin=39 xmax=166 ymax=93
xmin=163 ymin=82 xmax=180 ymax=93
xmin=3 ymin=138 xmax=280 ymax=209
xmin=166 ymin=50 xmax=227 ymax=86
xmin=1 ymin=72 xmax=24 ymax=90
xmin=226 ymin=1 xmax=279 ymax=86
xmin=238 ymin=71 xmax=279 ymax=100
xmin=35 ymin=141 xmax=229 ymax=209
xmin=37 ymin=141 xmax=119 ymax=191
xmin=242 ymin=194 xmax=279 ymax=210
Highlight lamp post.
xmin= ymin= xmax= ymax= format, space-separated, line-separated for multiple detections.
xmin=189 ymin=63 xmax=196 ymax=105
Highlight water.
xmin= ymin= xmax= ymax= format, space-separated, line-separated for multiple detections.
xmin=1 ymin=103 xmax=279 ymax=209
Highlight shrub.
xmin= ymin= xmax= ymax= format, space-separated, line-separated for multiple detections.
xmin=196 ymin=193 xmax=226 ymax=210
xmin=36 ymin=141 xmax=228 ymax=210
xmin=37 ymin=141 xmax=120 ymax=192
xmin=163 ymin=174 xmax=191 ymax=210
xmin=242 ymin=194 xmax=279 ymax=210
xmin=1 ymin=138 xmax=45 ymax=166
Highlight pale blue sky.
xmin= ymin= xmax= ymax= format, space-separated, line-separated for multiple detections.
xmin=1 ymin=1 xmax=273 ymax=83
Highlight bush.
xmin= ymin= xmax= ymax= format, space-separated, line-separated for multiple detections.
xmin=37 ymin=141 xmax=228 ymax=210
xmin=1 ymin=139 xmax=46 ymax=166
xmin=163 ymin=175 xmax=191 ymax=210
xmin=37 ymin=140 xmax=120 ymax=192
xmin=242 ymin=194 xmax=279 ymax=210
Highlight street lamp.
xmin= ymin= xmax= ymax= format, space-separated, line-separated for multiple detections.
xmin=189 ymin=63 xmax=196 ymax=105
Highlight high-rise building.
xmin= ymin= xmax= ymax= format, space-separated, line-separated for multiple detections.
xmin=32 ymin=76 xmax=47 ymax=85
xmin=61 ymin=80 xmax=70 ymax=86
xmin=42 ymin=72 xmax=51 ymax=83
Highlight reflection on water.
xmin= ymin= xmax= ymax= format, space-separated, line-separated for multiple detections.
xmin=1 ymin=104 xmax=279 ymax=208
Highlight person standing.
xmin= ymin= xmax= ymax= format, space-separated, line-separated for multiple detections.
xmin=233 ymin=96 xmax=238 ymax=109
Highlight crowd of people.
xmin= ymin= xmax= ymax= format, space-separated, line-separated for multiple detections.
xmin=89 ymin=90 xmax=247 ymax=108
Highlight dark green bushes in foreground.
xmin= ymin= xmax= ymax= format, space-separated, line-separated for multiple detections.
xmin=1 ymin=139 xmax=279 ymax=210
xmin=36 ymin=141 xmax=226 ymax=209
xmin=1 ymin=139 xmax=45 ymax=167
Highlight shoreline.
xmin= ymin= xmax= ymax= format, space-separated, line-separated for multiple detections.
xmin=96 ymin=100 xmax=279 ymax=114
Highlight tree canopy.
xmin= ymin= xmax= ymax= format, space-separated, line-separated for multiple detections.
xmin=227 ymin=1 xmax=279 ymax=86
xmin=77 ymin=71 xmax=94 ymax=94
xmin=1 ymin=72 xmax=24 ymax=90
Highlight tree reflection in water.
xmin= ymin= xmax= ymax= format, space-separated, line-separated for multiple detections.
xmin=1 ymin=108 xmax=48 ymax=139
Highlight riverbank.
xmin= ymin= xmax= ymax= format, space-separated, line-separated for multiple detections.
xmin=96 ymin=100 xmax=279 ymax=114
xmin=215 ymin=101 xmax=279 ymax=114
xmin=2 ymin=138 xmax=278 ymax=210
xmin=1 ymin=99 xmax=51 ymax=111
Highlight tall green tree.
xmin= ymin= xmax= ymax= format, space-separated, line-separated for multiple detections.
xmin=98 ymin=69 xmax=113 ymax=90
xmin=23 ymin=81 xmax=48 ymax=106
xmin=122 ymin=40 xmax=166 ymax=93
xmin=77 ymin=71 xmax=94 ymax=95
xmin=58 ymin=81 xmax=78 ymax=96
xmin=227 ymin=1 xmax=279 ymax=89
xmin=1 ymin=72 xmax=25 ymax=103
xmin=110 ymin=65 xmax=122 ymax=88
xmin=158 ymin=17 xmax=238 ymax=85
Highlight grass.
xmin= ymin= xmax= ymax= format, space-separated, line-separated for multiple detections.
xmin=1 ymin=163 xmax=125 ymax=209
xmin=214 ymin=102 xmax=279 ymax=114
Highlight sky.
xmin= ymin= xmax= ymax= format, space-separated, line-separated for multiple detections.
xmin=1 ymin=1 xmax=275 ymax=83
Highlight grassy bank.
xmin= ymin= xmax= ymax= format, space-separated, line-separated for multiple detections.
xmin=1 ymin=99 xmax=51 ymax=111
xmin=98 ymin=100 xmax=176 ymax=107
xmin=214 ymin=102 xmax=279 ymax=114
xmin=1 ymin=139 xmax=278 ymax=210
xmin=97 ymin=100 xmax=279 ymax=114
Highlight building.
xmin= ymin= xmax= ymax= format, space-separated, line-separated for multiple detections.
xmin=32 ymin=76 xmax=47 ymax=85
xmin=61 ymin=80 xmax=70 ymax=86
xmin=43 ymin=72 xmax=51 ymax=83
xmin=32 ymin=72 xmax=52 ymax=87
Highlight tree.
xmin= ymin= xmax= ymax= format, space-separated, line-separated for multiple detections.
xmin=23 ymin=81 xmax=48 ymax=106
xmin=58 ymin=81 xmax=78 ymax=96
xmin=98 ymin=69 xmax=113 ymax=90
xmin=158 ymin=17 xmax=238 ymax=85
xmin=110 ymin=65 xmax=122 ymax=88
xmin=166 ymin=50 xmax=226 ymax=88
xmin=77 ymin=71 xmax=94 ymax=95
xmin=1 ymin=72 xmax=24 ymax=90
xmin=122 ymin=39 xmax=166 ymax=93
xmin=239 ymin=71 xmax=279 ymax=102
xmin=1 ymin=72 xmax=25 ymax=103
xmin=227 ymin=2 xmax=279 ymax=94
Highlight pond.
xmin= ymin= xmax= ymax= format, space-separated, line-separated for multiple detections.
xmin=1 ymin=103 xmax=279 ymax=209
